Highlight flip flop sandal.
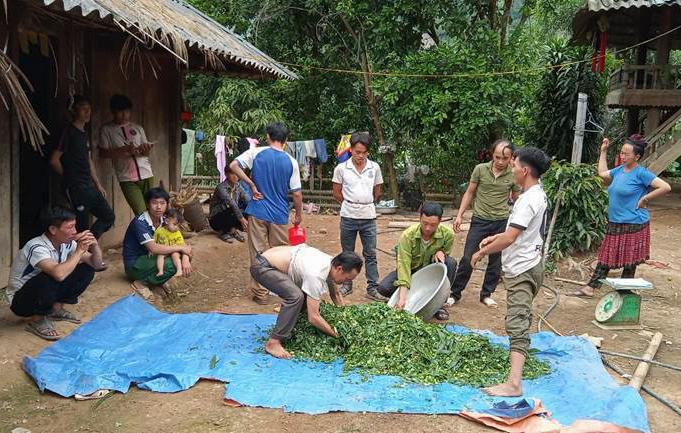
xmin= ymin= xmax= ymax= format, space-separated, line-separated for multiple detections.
xmin=75 ymin=389 xmax=111 ymax=400
xmin=219 ymin=233 xmax=234 ymax=243
xmin=232 ymin=232 xmax=245 ymax=242
xmin=48 ymin=308 xmax=81 ymax=324
xmin=434 ymin=308 xmax=449 ymax=321
xmin=569 ymin=288 xmax=594 ymax=298
xmin=25 ymin=318 xmax=60 ymax=341
xmin=93 ymin=263 xmax=109 ymax=272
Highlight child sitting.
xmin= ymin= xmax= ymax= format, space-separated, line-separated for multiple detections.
xmin=154 ymin=209 xmax=185 ymax=278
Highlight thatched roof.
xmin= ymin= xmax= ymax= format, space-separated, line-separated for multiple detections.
xmin=37 ymin=0 xmax=298 ymax=80
xmin=572 ymin=1 xmax=681 ymax=48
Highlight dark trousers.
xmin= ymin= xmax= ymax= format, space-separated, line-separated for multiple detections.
xmin=10 ymin=263 xmax=95 ymax=317
xmin=587 ymin=263 xmax=637 ymax=289
xmin=451 ymin=217 xmax=506 ymax=301
xmin=340 ymin=217 xmax=379 ymax=290
xmin=68 ymin=185 xmax=115 ymax=239
xmin=250 ymin=254 xmax=305 ymax=340
xmin=377 ymin=256 xmax=457 ymax=298
xmin=209 ymin=209 xmax=241 ymax=233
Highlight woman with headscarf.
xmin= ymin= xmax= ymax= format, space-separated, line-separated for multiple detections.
xmin=572 ymin=135 xmax=671 ymax=297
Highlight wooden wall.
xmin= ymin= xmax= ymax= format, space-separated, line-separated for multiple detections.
xmin=88 ymin=34 xmax=182 ymax=248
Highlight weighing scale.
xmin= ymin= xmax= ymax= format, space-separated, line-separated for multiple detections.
xmin=592 ymin=278 xmax=654 ymax=330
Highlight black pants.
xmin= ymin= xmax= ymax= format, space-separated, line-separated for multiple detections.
xmin=587 ymin=263 xmax=637 ymax=289
xmin=10 ymin=263 xmax=95 ymax=317
xmin=68 ymin=185 xmax=115 ymax=239
xmin=209 ymin=209 xmax=241 ymax=233
xmin=451 ymin=217 xmax=507 ymax=301
xmin=377 ymin=256 xmax=457 ymax=298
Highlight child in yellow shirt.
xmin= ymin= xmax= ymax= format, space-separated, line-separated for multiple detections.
xmin=154 ymin=209 xmax=185 ymax=278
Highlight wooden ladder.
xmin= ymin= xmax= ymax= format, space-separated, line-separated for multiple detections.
xmin=641 ymin=107 xmax=681 ymax=175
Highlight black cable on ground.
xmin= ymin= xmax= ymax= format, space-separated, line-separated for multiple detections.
xmin=600 ymin=350 xmax=681 ymax=373
xmin=602 ymin=357 xmax=681 ymax=418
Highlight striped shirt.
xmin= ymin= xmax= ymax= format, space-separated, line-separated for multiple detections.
xmin=6 ymin=234 xmax=77 ymax=303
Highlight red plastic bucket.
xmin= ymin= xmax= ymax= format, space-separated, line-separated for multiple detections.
xmin=288 ymin=225 xmax=306 ymax=246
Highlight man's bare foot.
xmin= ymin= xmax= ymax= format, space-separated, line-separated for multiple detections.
xmin=265 ymin=338 xmax=292 ymax=359
xmin=482 ymin=382 xmax=523 ymax=397
xmin=173 ymin=270 xmax=183 ymax=278
xmin=156 ymin=271 xmax=164 ymax=277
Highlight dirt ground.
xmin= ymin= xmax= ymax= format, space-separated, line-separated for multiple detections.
xmin=1 ymin=193 xmax=680 ymax=433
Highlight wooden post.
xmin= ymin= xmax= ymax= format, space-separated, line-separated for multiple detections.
xmin=629 ymin=332 xmax=663 ymax=391
xmin=571 ymin=93 xmax=588 ymax=164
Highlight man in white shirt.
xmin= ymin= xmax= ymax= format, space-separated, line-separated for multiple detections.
xmin=332 ymin=132 xmax=386 ymax=301
xmin=7 ymin=206 xmax=102 ymax=340
xmin=99 ymin=94 xmax=155 ymax=216
xmin=471 ymin=146 xmax=550 ymax=397
xmin=250 ymin=245 xmax=363 ymax=359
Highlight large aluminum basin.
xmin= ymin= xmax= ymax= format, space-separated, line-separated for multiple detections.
xmin=387 ymin=262 xmax=450 ymax=320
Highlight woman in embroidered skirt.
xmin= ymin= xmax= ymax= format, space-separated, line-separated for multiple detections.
xmin=572 ymin=135 xmax=671 ymax=297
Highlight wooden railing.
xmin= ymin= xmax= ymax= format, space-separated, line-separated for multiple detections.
xmin=609 ymin=64 xmax=681 ymax=92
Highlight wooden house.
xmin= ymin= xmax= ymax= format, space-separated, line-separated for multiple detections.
xmin=572 ymin=0 xmax=681 ymax=174
xmin=0 ymin=0 xmax=296 ymax=282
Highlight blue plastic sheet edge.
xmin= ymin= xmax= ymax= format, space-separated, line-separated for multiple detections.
xmin=23 ymin=295 xmax=650 ymax=432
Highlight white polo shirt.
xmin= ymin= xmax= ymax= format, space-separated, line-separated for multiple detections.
xmin=332 ymin=159 xmax=383 ymax=219
xmin=99 ymin=121 xmax=154 ymax=183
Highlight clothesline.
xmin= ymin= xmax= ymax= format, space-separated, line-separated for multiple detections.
xmin=285 ymin=139 xmax=328 ymax=181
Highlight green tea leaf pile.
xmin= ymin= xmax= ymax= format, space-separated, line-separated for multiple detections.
xmin=283 ymin=303 xmax=551 ymax=387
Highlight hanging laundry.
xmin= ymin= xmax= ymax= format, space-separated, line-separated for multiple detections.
xmin=313 ymin=139 xmax=328 ymax=163
xmin=336 ymin=134 xmax=352 ymax=163
xmin=285 ymin=141 xmax=297 ymax=159
xmin=215 ymin=135 xmax=227 ymax=182
xmin=181 ymin=128 xmax=196 ymax=176
xmin=303 ymin=140 xmax=317 ymax=159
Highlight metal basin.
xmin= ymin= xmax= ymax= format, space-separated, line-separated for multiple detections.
xmin=387 ymin=263 xmax=450 ymax=320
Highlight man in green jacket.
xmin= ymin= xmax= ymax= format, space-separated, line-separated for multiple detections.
xmin=377 ymin=202 xmax=457 ymax=320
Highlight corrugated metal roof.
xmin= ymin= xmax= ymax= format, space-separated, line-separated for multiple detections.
xmin=39 ymin=0 xmax=297 ymax=80
xmin=586 ymin=0 xmax=681 ymax=12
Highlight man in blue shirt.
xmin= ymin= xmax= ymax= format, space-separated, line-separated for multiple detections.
xmin=230 ymin=123 xmax=303 ymax=304
xmin=123 ymin=187 xmax=192 ymax=299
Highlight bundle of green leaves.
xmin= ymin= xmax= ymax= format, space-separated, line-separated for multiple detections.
xmin=283 ymin=303 xmax=551 ymax=387
xmin=542 ymin=162 xmax=608 ymax=261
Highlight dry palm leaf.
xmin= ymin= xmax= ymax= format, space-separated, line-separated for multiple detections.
xmin=0 ymin=51 xmax=49 ymax=153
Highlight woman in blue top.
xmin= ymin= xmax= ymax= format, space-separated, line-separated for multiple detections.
xmin=573 ymin=135 xmax=671 ymax=297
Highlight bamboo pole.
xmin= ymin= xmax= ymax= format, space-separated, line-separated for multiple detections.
xmin=629 ymin=332 xmax=664 ymax=390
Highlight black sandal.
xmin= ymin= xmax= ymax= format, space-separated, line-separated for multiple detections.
xmin=434 ymin=308 xmax=449 ymax=321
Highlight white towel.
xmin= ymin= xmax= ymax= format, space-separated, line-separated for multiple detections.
xmin=303 ymin=140 xmax=317 ymax=158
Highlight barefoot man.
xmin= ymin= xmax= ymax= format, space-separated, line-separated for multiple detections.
xmin=471 ymin=147 xmax=550 ymax=397
xmin=250 ymin=245 xmax=363 ymax=358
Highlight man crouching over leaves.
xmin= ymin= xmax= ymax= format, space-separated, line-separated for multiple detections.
xmin=251 ymin=245 xmax=363 ymax=359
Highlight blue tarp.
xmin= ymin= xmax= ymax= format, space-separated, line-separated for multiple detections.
xmin=24 ymin=296 xmax=649 ymax=432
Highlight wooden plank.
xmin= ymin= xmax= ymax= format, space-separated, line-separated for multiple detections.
xmin=629 ymin=332 xmax=664 ymax=391
xmin=0 ymin=105 xmax=13 ymax=283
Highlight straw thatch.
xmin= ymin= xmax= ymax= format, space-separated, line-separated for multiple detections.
xmin=0 ymin=50 xmax=49 ymax=153
xmin=40 ymin=0 xmax=297 ymax=79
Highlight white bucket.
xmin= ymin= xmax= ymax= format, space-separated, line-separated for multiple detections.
xmin=387 ymin=262 xmax=450 ymax=320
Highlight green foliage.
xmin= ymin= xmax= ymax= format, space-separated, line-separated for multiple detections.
xmin=542 ymin=162 xmax=608 ymax=260
xmin=284 ymin=302 xmax=551 ymax=386
xmin=525 ymin=38 xmax=612 ymax=163
xmin=191 ymin=79 xmax=285 ymax=176
xmin=379 ymin=29 xmax=536 ymax=186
